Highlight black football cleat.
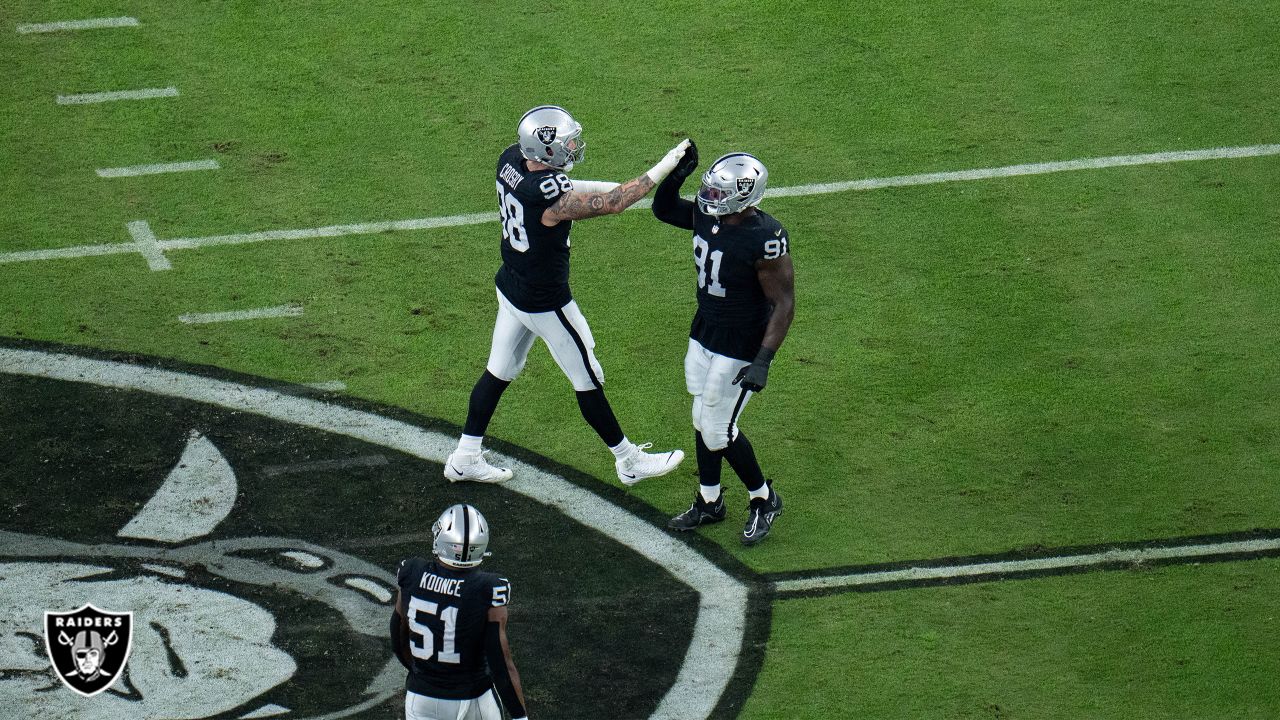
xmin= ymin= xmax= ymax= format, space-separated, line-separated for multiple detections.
xmin=668 ymin=492 xmax=727 ymax=531
xmin=741 ymin=484 xmax=782 ymax=546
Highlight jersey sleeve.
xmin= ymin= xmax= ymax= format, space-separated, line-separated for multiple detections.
xmin=758 ymin=221 xmax=790 ymax=262
xmin=396 ymin=557 xmax=421 ymax=592
xmin=490 ymin=576 xmax=512 ymax=607
xmin=513 ymin=170 xmax=573 ymax=211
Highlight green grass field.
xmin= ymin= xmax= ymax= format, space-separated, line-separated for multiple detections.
xmin=3 ymin=0 xmax=1280 ymax=717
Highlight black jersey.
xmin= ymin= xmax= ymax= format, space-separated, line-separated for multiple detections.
xmin=396 ymin=557 xmax=512 ymax=700
xmin=494 ymin=143 xmax=576 ymax=313
xmin=689 ymin=207 xmax=790 ymax=361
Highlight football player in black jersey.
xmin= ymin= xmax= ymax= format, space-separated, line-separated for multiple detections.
xmin=392 ymin=504 xmax=527 ymax=720
xmin=652 ymin=146 xmax=795 ymax=545
xmin=445 ymin=105 xmax=689 ymax=487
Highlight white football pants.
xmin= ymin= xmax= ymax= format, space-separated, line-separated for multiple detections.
xmin=685 ymin=338 xmax=753 ymax=451
xmin=485 ymin=289 xmax=604 ymax=392
xmin=405 ymin=689 xmax=502 ymax=720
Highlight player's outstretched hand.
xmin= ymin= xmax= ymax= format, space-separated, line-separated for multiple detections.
xmin=672 ymin=139 xmax=699 ymax=181
xmin=646 ymin=139 xmax=692 ymax=183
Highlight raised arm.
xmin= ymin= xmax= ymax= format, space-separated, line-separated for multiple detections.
xmin=541 ymin=139 xmax=691 ymax=226
xmin=485 ymin=605 xmax=528 ymax=719
xmin=653 ymin=139 xmax=699 ymax=230
xmin=733 ymin=253 xmax=795 ymax=393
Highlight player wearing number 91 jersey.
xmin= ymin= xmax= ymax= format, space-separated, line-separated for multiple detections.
xmin=392 ymin=504 xmax=527 ymax=720
xmin=652 ymin=146 xmax=796 ymax=546
xmin=444 ymin=104 xmax=692 ymax=488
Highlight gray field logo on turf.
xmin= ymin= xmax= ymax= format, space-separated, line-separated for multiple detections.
xmin=4 ymin=428 xmax=402 ymax=719
xmin=0 ymin=343 xmax=730 ymax=720
xmin=43 ymin=604 xmax=133 ymax=698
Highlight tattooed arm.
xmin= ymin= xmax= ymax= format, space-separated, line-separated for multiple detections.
xmin=541 ymin=175 xmax=655 ymax=225
xmin=540 ymin=139 xmax=690 ymax=226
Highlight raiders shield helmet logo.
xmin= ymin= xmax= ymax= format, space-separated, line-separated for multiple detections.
xmin=735 ymin=177 xmax=755 ymax=196
xmin=535 ymin=125 xmax=557 ymax=144
xmin=43 ymin=604 xmax=133 ymax=697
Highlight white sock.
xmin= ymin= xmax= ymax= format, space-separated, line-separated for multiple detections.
xmin=457 ymin=434 xmax=483 ymax=455
xmin=609 ymin=438 xmax=636 ymax=459
xmin=699 ymin=484 xmax=722 ymax=503
xmin=747 ymin=484 xmax=770 ymax=501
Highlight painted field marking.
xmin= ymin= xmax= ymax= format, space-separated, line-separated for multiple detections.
xmin=97 ymin=159 xmax=220 ymax=179
xmin=259 ymin=454 xmax=389 ymax=478
xmin=3 ymin=142 xmax=1277 ymax=270
xmin=57 ymin=87 xmax=179 ymax=105
xmin=772 ymin=535 xmax=1280 ymax=595
xmin=126 ymin=221 xmax=171 ymax=271
xmin=0 ymin=346 xmax=748 ymax=720
xmin=16 ymin=17 xmax=139 ymax=34
xmin=766 ymin=144 xmax=1280 ymax=198
xmin=303 ymin=380 xmax=347 ymax=392
xmin=178 ymin=304 xmax=303 ymax=325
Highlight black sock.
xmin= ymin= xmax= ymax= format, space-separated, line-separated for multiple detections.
xmin=695 ymin=431 xmax=723 ymax=489
xmin=723 ymin=431 xmax=766 ymax=494
xmin=462 ymin=371 xmax=510 ymax=437
xmin=576 ymin=389 xmax=625 ymax=448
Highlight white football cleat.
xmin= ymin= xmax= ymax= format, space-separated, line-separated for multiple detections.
xmin=444 ymin=449 xmax=513 ymax=484
xmin=616 ymin=443 xmax=684 ymax=486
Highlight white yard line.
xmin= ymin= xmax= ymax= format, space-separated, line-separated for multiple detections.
xmin=16 ymin=17 xmax=139 ymax=34
xmin=773 ymin=536 xmax=1280 ymax=594
xmin=178 ymin=304 xmax=303 ymax=325
xmin=126 ymin=221 xmax=171 ymax=271
xmin=97 ymin=159 xmax=220 ymax=178
xmin=159 ymin=212 xmax=496 ymax=251
xmin=57 ymin=87 xmax=179 ymax=105
xmin=303 ymin=380 xmax=347 ymax=392
xmin=3 ymin=143 xmax=1276 ymax=269
xmin=767 ymin=144 xmax=1280 ymax=197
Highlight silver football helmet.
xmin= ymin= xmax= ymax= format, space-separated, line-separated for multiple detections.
xmin=697 ymin=153 xmax=768 ymax=216
xmin=517 ymin=105 xmax=585 ymax=171
xmin=431 ymin=503 xmax=491 ymax=568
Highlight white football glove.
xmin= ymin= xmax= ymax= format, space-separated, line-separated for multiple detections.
xmin=646 ymin=139 xmax=692 ymax=183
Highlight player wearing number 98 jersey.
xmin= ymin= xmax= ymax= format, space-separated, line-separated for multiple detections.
xmin=652 ymin=147 xmax=796 ymax=546
xmin=392 ymin=504 xmax=526 ymax=720
xmin=444 ymin=104 xmax=691 ymax=488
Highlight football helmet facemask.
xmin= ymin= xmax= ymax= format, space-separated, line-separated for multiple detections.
xmin=697 ymin=153 xmax=768 ymax=216
xmin=517 ymin=105 xmax=585 ymax=171
xmin=432 ymin=503 xmax=492 ymax=568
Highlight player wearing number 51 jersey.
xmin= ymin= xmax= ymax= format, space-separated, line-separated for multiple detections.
xmin=444 ymin=105 xmax=689 ymax=487
xmin=653 ymin=146 xmax=795 ymax=546
xmin=393 ymin=504 xmax=526 ymax=720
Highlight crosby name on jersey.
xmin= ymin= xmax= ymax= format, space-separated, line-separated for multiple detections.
xmin=495 ymin=143 xmax=576 ymax=313
xmin=690 ymin=207 xmax=791 ymax=361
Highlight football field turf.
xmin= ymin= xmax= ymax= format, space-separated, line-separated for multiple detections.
xmin=3 ymin=1 xmax=1279 ymax=718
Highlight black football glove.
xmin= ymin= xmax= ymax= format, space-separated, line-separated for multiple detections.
xmin=732 ymin=346 xmax=776 ymax=393
xmin=672 ymin=139 xmax=699 ymax=181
